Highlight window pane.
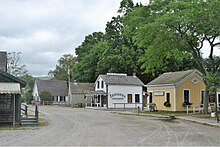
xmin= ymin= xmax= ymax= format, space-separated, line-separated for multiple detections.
xmin=127 ymin=94 xmax=132 ymax=103
xmin=135 ymin=94 xmax=140 ymax=103
xmin=166 ymin=93 xmax=170 ymax=103
xmin=184 ymin=90 xmax=189 ymax=103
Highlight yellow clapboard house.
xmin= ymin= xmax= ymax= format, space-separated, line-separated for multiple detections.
xmin=146 ymin=70 xmax=206 ymax=111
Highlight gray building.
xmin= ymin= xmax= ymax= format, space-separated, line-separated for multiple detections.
xmin=69 ymin=82 xmax=94 ymax=107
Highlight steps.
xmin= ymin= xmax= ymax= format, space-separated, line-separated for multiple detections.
xmin=21 ymin=116 xmax=38 ymax=126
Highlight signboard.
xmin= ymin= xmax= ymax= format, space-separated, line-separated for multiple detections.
xmin=153 ymin=91 xmax=164 ymax=96
xmin=110 ymin=93 xmax=126 ymax=99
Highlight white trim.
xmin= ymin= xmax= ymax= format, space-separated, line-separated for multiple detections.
xmin=174 ymin=88 xmax=176 ymax=111
xmin=147 ymin=85 xmax=175 ymax=90
xmin=183 ymin=89 xmax=190 ymax=102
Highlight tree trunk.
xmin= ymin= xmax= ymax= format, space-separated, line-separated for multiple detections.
xmin=204 ymin=88 xmax=209 ymax=114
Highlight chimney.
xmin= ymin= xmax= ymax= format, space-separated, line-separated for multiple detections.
xmin=132 ymin=72 xmax=136 ymax=77
xmin=0 ymin=51 xmax=7 ymax=72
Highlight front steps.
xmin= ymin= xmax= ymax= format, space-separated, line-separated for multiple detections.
xmin=21 ymin=116 xmax=38 ymax=126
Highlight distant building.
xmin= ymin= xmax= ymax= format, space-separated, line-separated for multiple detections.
xmin=0 ymin=51 xmax=7 ymax=72
xmin=32 ymin=80 xmax=68 ymax=104
xmin=69 ymin=82 xmax=94 ymax=107
xmin=86 ymin=73 xmax=144 ymax=109
xmin=146 ymin=70 xmax=206 ymax=111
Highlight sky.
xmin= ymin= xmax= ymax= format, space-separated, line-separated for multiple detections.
xmin=0 ymin=0 xmax=148 ymax=76
xmin=0 ymin=0 xmax=219 ymax=76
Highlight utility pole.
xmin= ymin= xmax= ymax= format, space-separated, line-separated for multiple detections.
xmin=67 ymin=65 xmax=71 ymax=106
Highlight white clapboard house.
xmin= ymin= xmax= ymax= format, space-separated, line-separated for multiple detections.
xmin=86 ymin=73 xmax=144 ymax=109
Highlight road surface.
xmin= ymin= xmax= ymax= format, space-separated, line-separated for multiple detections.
xmin=0 ymin=106 xmax=220 ymax=146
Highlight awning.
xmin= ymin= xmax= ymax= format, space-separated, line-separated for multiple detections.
xmin=0 ymin=83 xmax=21 ymax=94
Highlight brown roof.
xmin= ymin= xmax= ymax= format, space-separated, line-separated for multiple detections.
xmin=0 ymin=51 xmax=7 ymax=72
xmin=36 ymin=80 xmax=68 ymax=96
xmin=70 ymin=82 xmax=94 ymax=94
xmin=147 ymin=70 xmax=202 ymax=86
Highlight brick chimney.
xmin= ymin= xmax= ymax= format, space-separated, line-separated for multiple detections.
xmin=0 ymin=51 xmax=7 ymax=72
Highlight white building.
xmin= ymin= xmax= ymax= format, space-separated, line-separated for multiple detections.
xmin=32 ymin=80 xmax=68 ymax=104
xmin=86 ymin=73 xmax=144 ymax=109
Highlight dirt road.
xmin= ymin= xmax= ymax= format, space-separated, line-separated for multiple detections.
xmin=0 ymin=106 xmax=220 ymax=146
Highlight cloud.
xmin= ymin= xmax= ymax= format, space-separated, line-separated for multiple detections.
xmin=0 ymin=0 xmax=124 ymax=76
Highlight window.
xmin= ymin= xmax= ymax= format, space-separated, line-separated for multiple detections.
xmin=166 ymin=92 xmax=170 ymax=103
xmin=0 ymin=94 xmax=12 ymax=110
xmin=149 ymin=92 xmax=153 ymax=103
xmin=97 ymin=81 xmax=100 ymax=89
xmin=183 ymin=90 xmax=190 ymax=103
xmin=127 ymin=94 xmax=132 ymax=103
xmin=101 ymin=81 xmax=104 ymax=88
xmin=135 ymin=94 xmax=140 ymax=103
xmin=201 ymin=90 xmax=205 ymax=104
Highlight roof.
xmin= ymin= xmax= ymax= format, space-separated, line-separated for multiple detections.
xmin=36 ymin=80 xmax=68 ymax=96
xmin=0 ymin=83 xmax=21 ymax=94
xmin=0 ymin=70 xmax=26 ymax=87
xmin=70 ymin=82 xmax=94 ymax=94
xmin=99 ymin=74 xmax=144 ymax=86
xmin=147 ymin=69 xmax=202 ymax=86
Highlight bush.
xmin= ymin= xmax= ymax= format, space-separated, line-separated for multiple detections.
xmin=164 ymin=101 xmax=171 ymax=107
xmin=183 ymin=102 xmax=192 ymax=107
xmin=39 ymin=91 xmax=53 ymax=101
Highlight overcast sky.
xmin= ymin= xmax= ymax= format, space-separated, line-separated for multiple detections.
xmin=0 ymin=0 xmax=148 ymax=76
xmin=0 ymin=0 xmax=218 ymax=76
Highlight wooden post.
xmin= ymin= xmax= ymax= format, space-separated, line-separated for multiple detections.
xmin=13 ymin=94 xmax=16 ymax=128
xmin=35 ymin=105 xmax=38 ymax=123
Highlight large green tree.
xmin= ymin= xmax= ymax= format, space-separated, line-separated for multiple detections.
xmin=123 ymin=0 xmax=220 ymax=113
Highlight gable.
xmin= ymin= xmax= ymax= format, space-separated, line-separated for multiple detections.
xmin=147 ymin=70 xmax=203 ymax=88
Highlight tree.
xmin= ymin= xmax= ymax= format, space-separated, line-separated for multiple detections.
xmin=20 ymin=74 xmax=36 ymax=103
xmin=7 ymin=52 xmax=28 ymax=77
xmin=49 ymin=54 xmax=77 ymax=82
xmin=39 ymin=91 xmax=53 ymax=102
xmin=123 ymin=0 xmax=220 ymax=113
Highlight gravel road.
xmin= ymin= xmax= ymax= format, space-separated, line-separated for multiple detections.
xmin=0 ymin=106 xmax=220 ymax=146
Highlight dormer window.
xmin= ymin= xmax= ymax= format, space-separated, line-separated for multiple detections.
xmin=101 ymin=81 xmax=104 ymax=88
xmin=97 ymin=81 xmax=100 ymax=89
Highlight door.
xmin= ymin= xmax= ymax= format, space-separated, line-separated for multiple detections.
xmin=127 ymin=94 xmax=132 ymax=103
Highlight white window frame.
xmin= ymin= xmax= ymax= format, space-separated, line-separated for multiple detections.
xmin=183 ymin=89 xmax=190 ymax=103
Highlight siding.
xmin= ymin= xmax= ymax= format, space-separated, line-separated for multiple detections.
xmin=176 ymin=75 xmax=205 ymax=111
xmin=150 ymin=88 xmax=175 ymax=111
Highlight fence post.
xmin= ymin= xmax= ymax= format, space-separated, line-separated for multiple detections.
xmin=35 ymin=105 xmax=38 ymax=123
xmin=137 ymin=106 xmax=140 ymax=115
xmin=25 ymin=105 xmax=28 ymax=116
xmin=187 ymin=106 xmax=189 ymax=114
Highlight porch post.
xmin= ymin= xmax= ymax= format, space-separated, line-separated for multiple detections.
xmin=13 ymin=94 xmax=16 ymax=127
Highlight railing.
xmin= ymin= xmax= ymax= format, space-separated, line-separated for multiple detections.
xmin=186 ymin=104 xmax=204 ymax=114
xmin=21 ymin=103 xmax=28 ymax=116
xmin=113 ymin=103 xmax=142 ymax=109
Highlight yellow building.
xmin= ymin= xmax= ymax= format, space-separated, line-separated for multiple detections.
xmin=146 ymin=70 xmax=206 ymax=112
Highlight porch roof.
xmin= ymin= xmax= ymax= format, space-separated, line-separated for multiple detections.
xmin=0 ymin=83 xmax=21 ymax=94
xmin=86 ymin=90 xmax=108 ymax=96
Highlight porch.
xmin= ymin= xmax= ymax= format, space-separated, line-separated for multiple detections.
xmin=85 ymin=91 xmax=108 ymax=108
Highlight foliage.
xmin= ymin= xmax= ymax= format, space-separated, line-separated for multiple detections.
xmin=164 ymin=101 xmax=171 ymax=107
xmin=204 ymin=73 xmax=220 ymax=95
xmin=7 ymin=52 xmax=28 ymax=77
xmin=183 ymin=102 xmax=192 ymax=107
xmin=48 ymin=54 xmax=76 ymax=82
xmin=39 ymin=91 xmax=53 ymax=101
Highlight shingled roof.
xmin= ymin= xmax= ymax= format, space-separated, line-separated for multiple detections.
xmin=70 ymin=83 xmax=94 ymax=94
xmin=36 ymin=80 xmax=68 ymax=96
xmin=99 ymin=74 xmax=144 ymax=86
xmin=147 ymin=69 xmax=202 ymax=86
